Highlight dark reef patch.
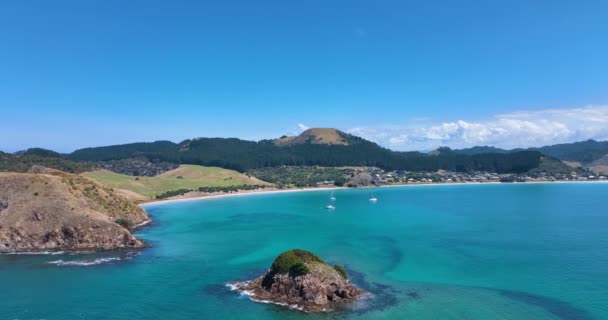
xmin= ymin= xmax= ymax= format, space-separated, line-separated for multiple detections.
xmin=204 ymin=283 xmax=233 ymax=301
xmin=497 ymin=289 xmax=593 ymax=320
xmin=406 ymin=290 xmax=420 ymax=299
xmin=339 ymin=267 xmax=402 ymax=316
xmin=332 ymin=235 xmax=403 ymax=274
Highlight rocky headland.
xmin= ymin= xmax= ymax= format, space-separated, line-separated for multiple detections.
xmin=0 ymin=166 xmax=149 ymax=253
xmin=229 ymin=249 xmax=363 ymax=312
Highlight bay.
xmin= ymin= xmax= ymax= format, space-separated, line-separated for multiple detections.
xmin=2 ymin=183 xmax=607 ymax=319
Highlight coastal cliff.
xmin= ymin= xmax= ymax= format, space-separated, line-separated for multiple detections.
xmin=0 ymin=166 xmax=149 ymax=253
xmin=230 ymin=249 xmax=363 ymax=312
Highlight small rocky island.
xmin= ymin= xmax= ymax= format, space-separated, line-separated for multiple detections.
xmin=229 ymin=249 xmax=363 ymax=312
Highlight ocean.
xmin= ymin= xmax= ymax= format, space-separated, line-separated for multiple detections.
xmin=2 ymin=183 xmax=607 ymax=319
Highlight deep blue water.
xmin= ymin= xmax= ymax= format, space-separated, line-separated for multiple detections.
xmin=2 ymin=183 xmax=608 ymax=319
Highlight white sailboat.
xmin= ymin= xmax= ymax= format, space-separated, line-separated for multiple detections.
xmin=329 ymin=191 xmax=336 ymax=201
xmin=369 ymin=193 xmax=378 ymax=202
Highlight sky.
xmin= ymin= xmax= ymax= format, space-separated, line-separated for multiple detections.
xmin=1 ymin=0 xmax=607 ymax=152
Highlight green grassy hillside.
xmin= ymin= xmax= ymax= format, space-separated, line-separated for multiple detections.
xmin=83 ymin=165 xmax=271 ymax=199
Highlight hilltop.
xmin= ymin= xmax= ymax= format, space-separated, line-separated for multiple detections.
xmin=274 ymin=128 xmax=350 ymax=146
xmin=0 ymin=167 xmax=149 ymax=253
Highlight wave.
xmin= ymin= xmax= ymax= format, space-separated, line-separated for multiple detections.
xmin=226 ymin=282 xmax=305 ymax=311
xmin=226 ymin=282 xmax=253 ymax=296
xmin=47 ymin=257 xmax=122 ymax=267
xmin=46 ymin=251 xmax=140 ymax=267
xmin=249 ymin=297 xmax=305 ymax=311
xmin=2 ymin=251 xmax=65 ymax=255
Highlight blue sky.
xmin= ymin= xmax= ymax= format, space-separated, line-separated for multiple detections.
xmin=1 ymin=0 xmax=607 ymax=152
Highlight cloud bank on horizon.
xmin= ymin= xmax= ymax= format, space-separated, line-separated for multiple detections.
xmin=344 ymin=105 xmax=608 ymax=151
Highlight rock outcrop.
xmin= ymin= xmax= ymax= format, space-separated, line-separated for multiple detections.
xmin=230 ymin=249 xmax=363 ymax=312
xmin=0 ymin=167 xmax=150 ymax=253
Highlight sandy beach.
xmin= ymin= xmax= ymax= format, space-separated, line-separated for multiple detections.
xmin=140 ymin=180 xmax=608 ymax=207
xmin=141 ymin=186 xmax=346 ymax=207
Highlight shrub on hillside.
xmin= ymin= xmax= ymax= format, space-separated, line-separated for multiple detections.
xmin=115 ymin=218 xmax=131 ymax=229
xmin=289 ymin=262 xmax=310 ymax=277
xmin=270 ymin=249 xmax=325 ymax=274
xmin=334 ymin=265 xmax=348 ymax=279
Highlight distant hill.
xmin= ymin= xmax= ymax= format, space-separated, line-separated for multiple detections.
xmin=274 ymin=128 xmax=350 ymax=146
xmin=0 ymin=148 xmax=94 ymax=173
xmin=527 ymin=156 xmax=577 ymax=176
xmin=454 ymin=139 xmax=608 ymax=164
xmin=14 ymin=147 xmax=63 ymax=157
xmin=67 ymin=128 xmax=542 ymax=173
xmin=69 ymin=131 xmax=402 ymax=172
xmin=453 ymin=146 xmax=511 ymax=155
xmin=530 ymin=140 xmax=608 ymax=164
xmin=588 ymin=154 xmax=608 ymax=174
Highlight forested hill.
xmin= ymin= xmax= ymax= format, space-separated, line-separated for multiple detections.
xmin=454 ymin=139 xmax=608 ymax=164
xmin=1 ymin=148 xmax=94 ymax=173
xmin=531 ymin=140 xmax=608 ymax=163
xmin=68 ymin=129 xmax=541 ymax=173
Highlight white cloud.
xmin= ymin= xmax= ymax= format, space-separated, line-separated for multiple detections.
xmin=297 ymin=123 xmax=310 ymax=131
xmin=347 ymin=105 xmax=608 ymax=151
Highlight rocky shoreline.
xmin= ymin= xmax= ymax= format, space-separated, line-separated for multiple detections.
xmin=229 ymin=249 xmax=363 ymax=313
xmin=0 ymin=167 xmax=149 ymax=253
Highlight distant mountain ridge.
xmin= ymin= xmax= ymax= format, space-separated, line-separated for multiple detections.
xmin=451 ymin=146 xmax=510 ymax=155
xmin=454 ymin=139 xmax=608 ymax=164
xmin=68 ymin=129 xmax=404 ymax=171
xmin=65 ymin=128 xmax=541 ymax=173
xmin=5 ymin=128 xmax=606 ymax=174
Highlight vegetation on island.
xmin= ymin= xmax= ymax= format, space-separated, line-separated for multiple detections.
xmin=269 ymin=249 xmax=325 ymax=275
xmin=233 ymin=248 xmax=363 ymax=312
xmin=263 ymin=249 xmax=349 ymax=281
xmin=333 ymin=265 xmax=348 ymax=279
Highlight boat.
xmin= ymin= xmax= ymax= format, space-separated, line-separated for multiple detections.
xmin=325 ymin=204 xmax=336 ymax=210
xmin=329 ymin=191 xmax=336 ymax=201
xmin=369 ymin=193 xmax=378 ymax=202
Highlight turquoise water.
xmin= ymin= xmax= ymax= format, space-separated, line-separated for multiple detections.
xmin=2 ymin=183 xmax=608 ymax=319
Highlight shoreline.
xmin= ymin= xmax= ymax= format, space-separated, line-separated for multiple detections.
xmin=141 ymin=186 xmax=346 ymax=207
xmin=140 ymin=180 xmax=608 ymax=207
